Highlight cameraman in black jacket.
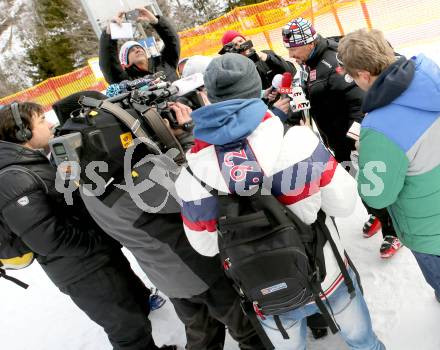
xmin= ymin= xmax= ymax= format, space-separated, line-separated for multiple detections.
xmin=282 ymin=17 xmax=364 ymax=163
xmin=0 ymin=102 xmax=175 ymax=350
xmin=219 ymin=30 xmax=296 ymax=89
xmin=99 ymin=8 xmax=180 ymax=84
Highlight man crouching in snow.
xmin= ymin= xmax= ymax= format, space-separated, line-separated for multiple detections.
xmin=175 ymin=53 xmax=385 ymax=350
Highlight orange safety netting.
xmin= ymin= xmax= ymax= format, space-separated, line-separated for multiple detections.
xmin=2 ymin=0 xmax=440 ymax=111
xmin=0 ymin=66 xmax=107 ymax=112
xmin=179 ymin=0 xmax=359 ymax=58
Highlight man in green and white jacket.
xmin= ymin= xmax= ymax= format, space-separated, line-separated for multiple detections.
xmin=338 ymin=29 xmax=440 ymax=301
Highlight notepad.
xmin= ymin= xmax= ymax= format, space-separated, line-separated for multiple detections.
xmin=110 ymin=22 xmax=134 ymax=40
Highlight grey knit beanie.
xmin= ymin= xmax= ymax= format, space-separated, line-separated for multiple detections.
xmin=204 ymin=53 xmax=262 ymax=103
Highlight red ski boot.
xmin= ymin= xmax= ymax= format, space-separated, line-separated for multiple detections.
xmin=380 ymin=235 xmax=402 ymax=258
xmin=363 ymin=215 xmax=382 ymax=238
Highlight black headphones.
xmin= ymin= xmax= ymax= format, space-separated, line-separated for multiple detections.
xmin=11 ymin=102 xmax=32 ymax=142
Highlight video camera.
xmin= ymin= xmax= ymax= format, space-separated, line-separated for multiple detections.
xmin=218 ymin=40 xmax=260 ymax=62
xmin=219 ymin=39 xmax=254 ymax=54
xmin=49 ymin=73 xmax=206 ymax=188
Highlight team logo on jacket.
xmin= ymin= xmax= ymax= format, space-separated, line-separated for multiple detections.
xmin=217 ymin=144 xmax=263 ymax=192
xmin=17 ymin=196 xmax=29 ymax=206
xmin=224 ymin=149 xmax=254 ymax=182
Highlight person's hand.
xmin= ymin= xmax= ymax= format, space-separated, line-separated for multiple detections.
xmin=257 ymin=51 xmax=268 ymax=61
xmin=263 ymin=87 xmax=279 ymax=102
xmin=106 ymin=11 xmax=125 ymax=34
xmin=164 ymin=102 xmax=193 ymax=136
xmin=137 ymin=7 xmax=158 ymax=24
xmin=272 ymin=97 xmax=290 ymax=114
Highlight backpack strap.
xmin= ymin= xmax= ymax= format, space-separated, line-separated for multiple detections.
xmin=305 ymin=210 xmax=359 ymax=335
xmin=80 ymin=96 xmax=187 ymax=165
xmin=0 ymin=268 xmax=29 ymax=289
xmin=240 ymin=300 xmax=275 ymax=349
xmin=317 ymin=211 xmax=356 ymax=298
xmin=344 ymin=251 xmax=363 ymax=295
xmin=273 ymin=315 xmax=289 ymax=340
xmin=185 ymin=165 xmax=228 ymax=196
xmin=79 ymin=97 xmax=161 ymax=153
xmin=310 ymin=285 xmax=340 ymax=334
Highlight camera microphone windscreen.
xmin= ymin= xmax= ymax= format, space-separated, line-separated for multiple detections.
xmin=171 ymin=73 xmax=204 ymax=97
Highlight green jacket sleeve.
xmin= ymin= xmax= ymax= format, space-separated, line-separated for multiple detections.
xmin=357 ymin=128 xmax=409 ymax=209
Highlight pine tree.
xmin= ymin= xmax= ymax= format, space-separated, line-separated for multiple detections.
xmin=26 ymin=0 xmax=98 ymax=84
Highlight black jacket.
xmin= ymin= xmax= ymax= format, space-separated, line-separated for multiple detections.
xmin=99 ymin=16 xmax=180 ymax=84
xmin=0 ymin=141 xmax=119 ymax=288
xmin=305 ymin=35 xmax=364 ymax=162
xmin=255 ymin=50 xmax=297 ymax=89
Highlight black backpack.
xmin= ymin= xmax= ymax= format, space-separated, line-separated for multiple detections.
xmin=0 ymin=221 xmax=34 ymax=289
xmin=186 ymin=166 xmax=361 ymax=340
xmin=0 ymin=165 xmax=46 ymax=289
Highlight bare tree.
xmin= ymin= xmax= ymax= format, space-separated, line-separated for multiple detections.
xmin=0 ymin=0 xmax=35 ymax=97
xmin=168 ymin=0 xmax=225 ymax=31
xmin=156 ymin=0 xmax=172 ymax=17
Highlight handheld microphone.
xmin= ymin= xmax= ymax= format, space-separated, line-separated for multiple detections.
xmin=268 ymin=71 xmax=310 ymax=125
xmin=279 ymin=72 xmax=293 ymax=97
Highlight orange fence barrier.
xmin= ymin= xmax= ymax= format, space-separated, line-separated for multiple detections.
xmin=179 ymin=0 xmax=362 ymax=57
xmin=2 ymin=0 xmax=440 ymax=111
xmin=0 ymin=65 xmax=107 ymax=112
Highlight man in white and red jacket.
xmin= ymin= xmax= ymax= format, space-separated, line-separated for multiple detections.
xmin=175 ymin=53 xmax=385 ymax=350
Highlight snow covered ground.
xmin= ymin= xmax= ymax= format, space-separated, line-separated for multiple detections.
xmin=2 ymin=195 xmax=440 ymax=350
xmin=2 ymin=35 xmax=440 ymax=350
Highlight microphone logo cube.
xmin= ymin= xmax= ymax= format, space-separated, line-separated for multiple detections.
xmin=279 ymin=87 xmax=292 ymax=94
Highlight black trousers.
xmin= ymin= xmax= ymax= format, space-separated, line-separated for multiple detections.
xmin=60 ymin=252 xmax=156 ymax=350
xmin=332 ymin=146 xmax=397 ymax=241
xmin=364 ymin=205 xmax=397 ymax=238
xmin=170 ymin=275 xmax=266 ymax=350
